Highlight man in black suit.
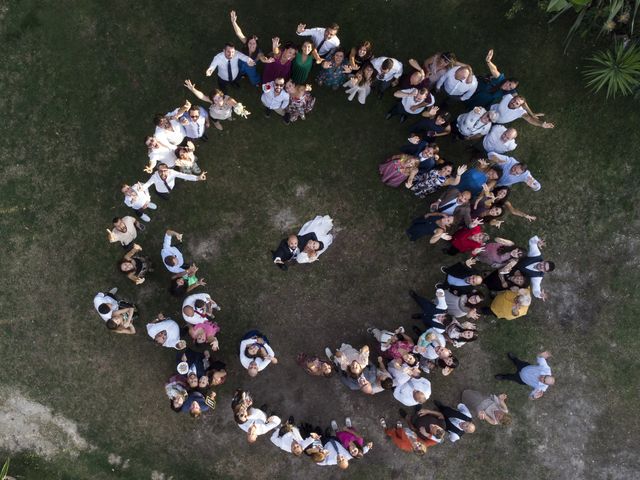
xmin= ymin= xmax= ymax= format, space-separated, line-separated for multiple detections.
xmin=439 ymin=258 xmax=484 ymax=295
xmin=271 ymin=233 xmax=318 ymax=271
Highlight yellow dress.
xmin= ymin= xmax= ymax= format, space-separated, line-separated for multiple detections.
xmin=490 ymin=288 xmax=530 ymax=320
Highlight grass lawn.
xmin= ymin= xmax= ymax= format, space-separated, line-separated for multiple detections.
xmin=1 ymin=0 xmax=639 ymax=479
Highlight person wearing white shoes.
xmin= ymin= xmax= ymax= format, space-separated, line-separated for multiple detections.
xmin=121 ymin=183 xmax=156 ymax=222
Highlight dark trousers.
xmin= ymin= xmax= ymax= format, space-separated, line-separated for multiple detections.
xmin=372 ymin=78 xmax=393 ymax=96
xmin=155 ymin=191 xmax=171 ymax=201
xmin=217 ymin=76 xmax=239 ymax=93
xmin=386 ymin=101 xmax=406 ymax=118
xmin=412 ymin=292 xmax=446 ymax=330
xmin=497 ymin=355 xmax=530 ymax=384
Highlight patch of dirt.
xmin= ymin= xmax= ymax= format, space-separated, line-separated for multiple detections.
xmin=295 ymin=184 xmax=310 ymax=198
xmin=187 ymin=236 xmax=220 ymax=262
xmin=0 ymin=387 xmax=92 ymax=458
xmin=151 ymin=471 xmax=173 ymax=480
xmin=270 ymin=207 xmax=298 ymax=231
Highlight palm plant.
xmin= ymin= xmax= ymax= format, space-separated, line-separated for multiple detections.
xmin=547 ymin=0 xmax=640 ymax=51
xmin=583 ymin=41 xmax=640 ymax=96
xmin=1 ymin=458 xmax=9 ymax=480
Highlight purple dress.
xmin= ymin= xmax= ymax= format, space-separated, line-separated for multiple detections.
xmin=262 ymin=51 xmax=293 ymax=84
xmin=379 ymin=155 xmax=415 ymax=187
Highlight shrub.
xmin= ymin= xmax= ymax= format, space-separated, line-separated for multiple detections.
xmin=583 ymin=41 xmax=640 ymax=97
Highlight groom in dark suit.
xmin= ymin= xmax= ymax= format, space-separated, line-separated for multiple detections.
xmin=272 ymin=233 xmax=318 ymax=271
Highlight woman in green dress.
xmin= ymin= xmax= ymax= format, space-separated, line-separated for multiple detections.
xmin=291 ymin=41 xmax=314 ymax=84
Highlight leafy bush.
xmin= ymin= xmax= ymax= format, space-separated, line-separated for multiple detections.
xmin=583 ymin=41 xmax=640 ymax=96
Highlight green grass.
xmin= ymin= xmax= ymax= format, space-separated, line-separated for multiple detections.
xmin=1 ymin=0 xmax=640 ymax=479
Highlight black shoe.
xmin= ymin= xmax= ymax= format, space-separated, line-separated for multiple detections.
xmin=507 ymin=352 xmax=517 ymax=361
xmin=411 ymin=313 xmax=422 ymax=320
xmin=384 ymin=112 xmax=393 ymax=120
xmin=412 ymin=325 xmax=422 ymax=336
xmin=201 ymin=133 xmax=209 ymax=142
xmin=399 ymin=114 xmax=407 ymax=124
xmin=288 ymin=416 xmax=295 ymax=425
xmin=409 ymin=289 xmax=418 ymax=300
xmin=495 ymin=374 xmax=507 ymax=381
xmin=398 ymin=408 xmax=408 ymax=419
xmin=264 ymin=109 xmax=271 ymax=118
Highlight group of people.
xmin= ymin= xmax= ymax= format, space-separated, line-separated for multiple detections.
xmin=92 ymin=12 xmax=559 ymax=470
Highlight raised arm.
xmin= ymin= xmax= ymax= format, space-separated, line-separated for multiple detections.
xmin=123 ymin=243 xmax=142 ymax=261
xmin=485 ymin=49 xmax=500 ymax=78
xmin=522 ymin=112 xmax=555 ymax=129
xmin=229 ymin=10 xmax=247 ymax=44
xmin=408 ymin=58 xmax=425 ymax=76
xmin=503 ymin=200 xmax=536 ymax=221
xmin=184 ymin=79 xmax=212 ymax=103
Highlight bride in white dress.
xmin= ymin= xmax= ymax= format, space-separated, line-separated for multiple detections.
xmin=296 ymin=215 xmax=334 ymax=264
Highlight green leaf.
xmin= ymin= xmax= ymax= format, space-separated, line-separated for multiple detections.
xmin=1 ymin=458 xmax=10 ymax=480
xmin=547 ymin=0 xmax=573 ymax=13
xmin=583 ymin=42 xmax=640 ymax=98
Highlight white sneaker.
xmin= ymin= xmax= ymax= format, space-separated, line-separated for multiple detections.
xmin=324 ymin=347 xmax=333 ymax=360
xmin=330 ymin=420 xmax=338 ymax=432
xmin=147 ymin=202 xmax=157 ymax=210
xmin=108 ymin=287 xmax=118 ymax=295
xmin=140 ymin=213 xmax=151 ymax=222
xmin=345 ymin=417 xmax=352 ymax=428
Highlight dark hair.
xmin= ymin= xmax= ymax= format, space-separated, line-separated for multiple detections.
xmin=438 ymin=160 xmax=454 ymax=173
xmin=118 ymin=258 xmax=132 ymax=273
xmin=355 ymin=41 xmax=373 ymax=60
xmin=547 ymin=261 xmax=556 ymax=272
xmin=106 ymin=319 xmax=118 ymax=330
xmin=404 ymin=353 xmax=418 ymax=366
xmin=331 ymin=47 xmax=345 ymax=60
xmin=496 ymin=244 xmax=520 ymax=256
xmin=328 ymin=22 xmax=340 ymax=31
xmin=465 ymin=290 xmax=485 ymax=308
xmin=194 ymin=299 xmax=206 ymax=309
xmin=112 ymin=217 xmax=121 ymax=224
xmin=380 ymin=377 xmax=394 ymax=389
xmin=490 ymin=166 xmax=503 ymax=179
xmin=169 ymin=278 xmax=188 ymax=297
xmin=316 ymin=241 xmax=325 ymax=251
xmin=490 ymin=77 xmax=519 ymax=93
xmin=381 ymin=58 xmax=394 ymax=71
xmin=144 ymin=135 xmax=153 ymax=145
xmin=437 ymin=110 xmax=451 ymax=124
xmin=518 ymin=162 xmax=529 ymax=172
xmin=224 ymin=42 xmax=235 ymax=49
xmin=175 ymin=146 xmax=189 ymax=158
xmin=437 ymin=356 xmax=459 ymax=369
xmin=492 ymin=186 xmax=511 ymax=205
xmin=188 ymin=104 xmax=200 ymax=113
xmin=164 ymin=256 xmax=178 ymax=267
xmin=170 ymin=401 xmax=182 ymax=413
xmin=153 ymin=113 xmax=166 ymax=127
xmin=98 ymin=303 xmax=111 ymax=315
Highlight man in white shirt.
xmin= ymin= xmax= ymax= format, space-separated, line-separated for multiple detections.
xmin=270 ymin=424 xmax=316 ymax=456
xmin=385 ymin=87 xmax=434 ymax=123
xmin=489 ymin=152 xmax=541 ymax=191
xmin=205 ymin=43 xmax=255 ymax=92
xmin=121 ymin=183 xmax=156 ymax=222
xmin=393 ymin=377 xmax=432 ymax=406
xmin=106 ymin=216 xmax=142 ymax=250
xmin=456 ymin=107 xmax=499 ymax=140
xmin=237 ymin=407 xmax=281 ymax=443
xmin=514 ymin=235 xmax=555 ymax=299
xmin=144 ymin=136 xmax=176 ymax=173
xmin=490 ymin=93 xmax=555 ymax=128
xmin=370 ymin=56 xmax=403 ymax=98
xmin=160 ymin=229 xmax=188 ymax=274
xmin=495 ymin=351 xmax=554 ymax=399
xmin=142 ymin=163 xmax=206 ymax=200
xmin=436 ymin=66 xmax=478 ymax=101
xmin=181 ymin=105 xmax=210 ymax=142
xmin=93 ymin=289 xmax=120 ymax=321
xmin=483 ymin=125 xmax=518 ymax=153
xmin=182 ymin=292 xmax=220 ymax=324
xmin=261 ymin=78 xmax=290 ymax=117
xmin=296 ymin=22 xmax=340 ymax=61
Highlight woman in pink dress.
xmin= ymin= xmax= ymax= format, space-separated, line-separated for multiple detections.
xmin=378 ymin=154 xmax=419 ymax=188
xmin=262 ymin=37 xmax=296 ymax=84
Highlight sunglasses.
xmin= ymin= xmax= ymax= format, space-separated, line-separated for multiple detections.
xmin=275 ymin=83 xmax=284 ymax=87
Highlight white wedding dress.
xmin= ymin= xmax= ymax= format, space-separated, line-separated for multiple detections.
xmin=296 ymin=215 xmax=334 ymax=264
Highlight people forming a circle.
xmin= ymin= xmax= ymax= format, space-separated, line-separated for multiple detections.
xmin=94 ymin=11 xmax=558 ymax=469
